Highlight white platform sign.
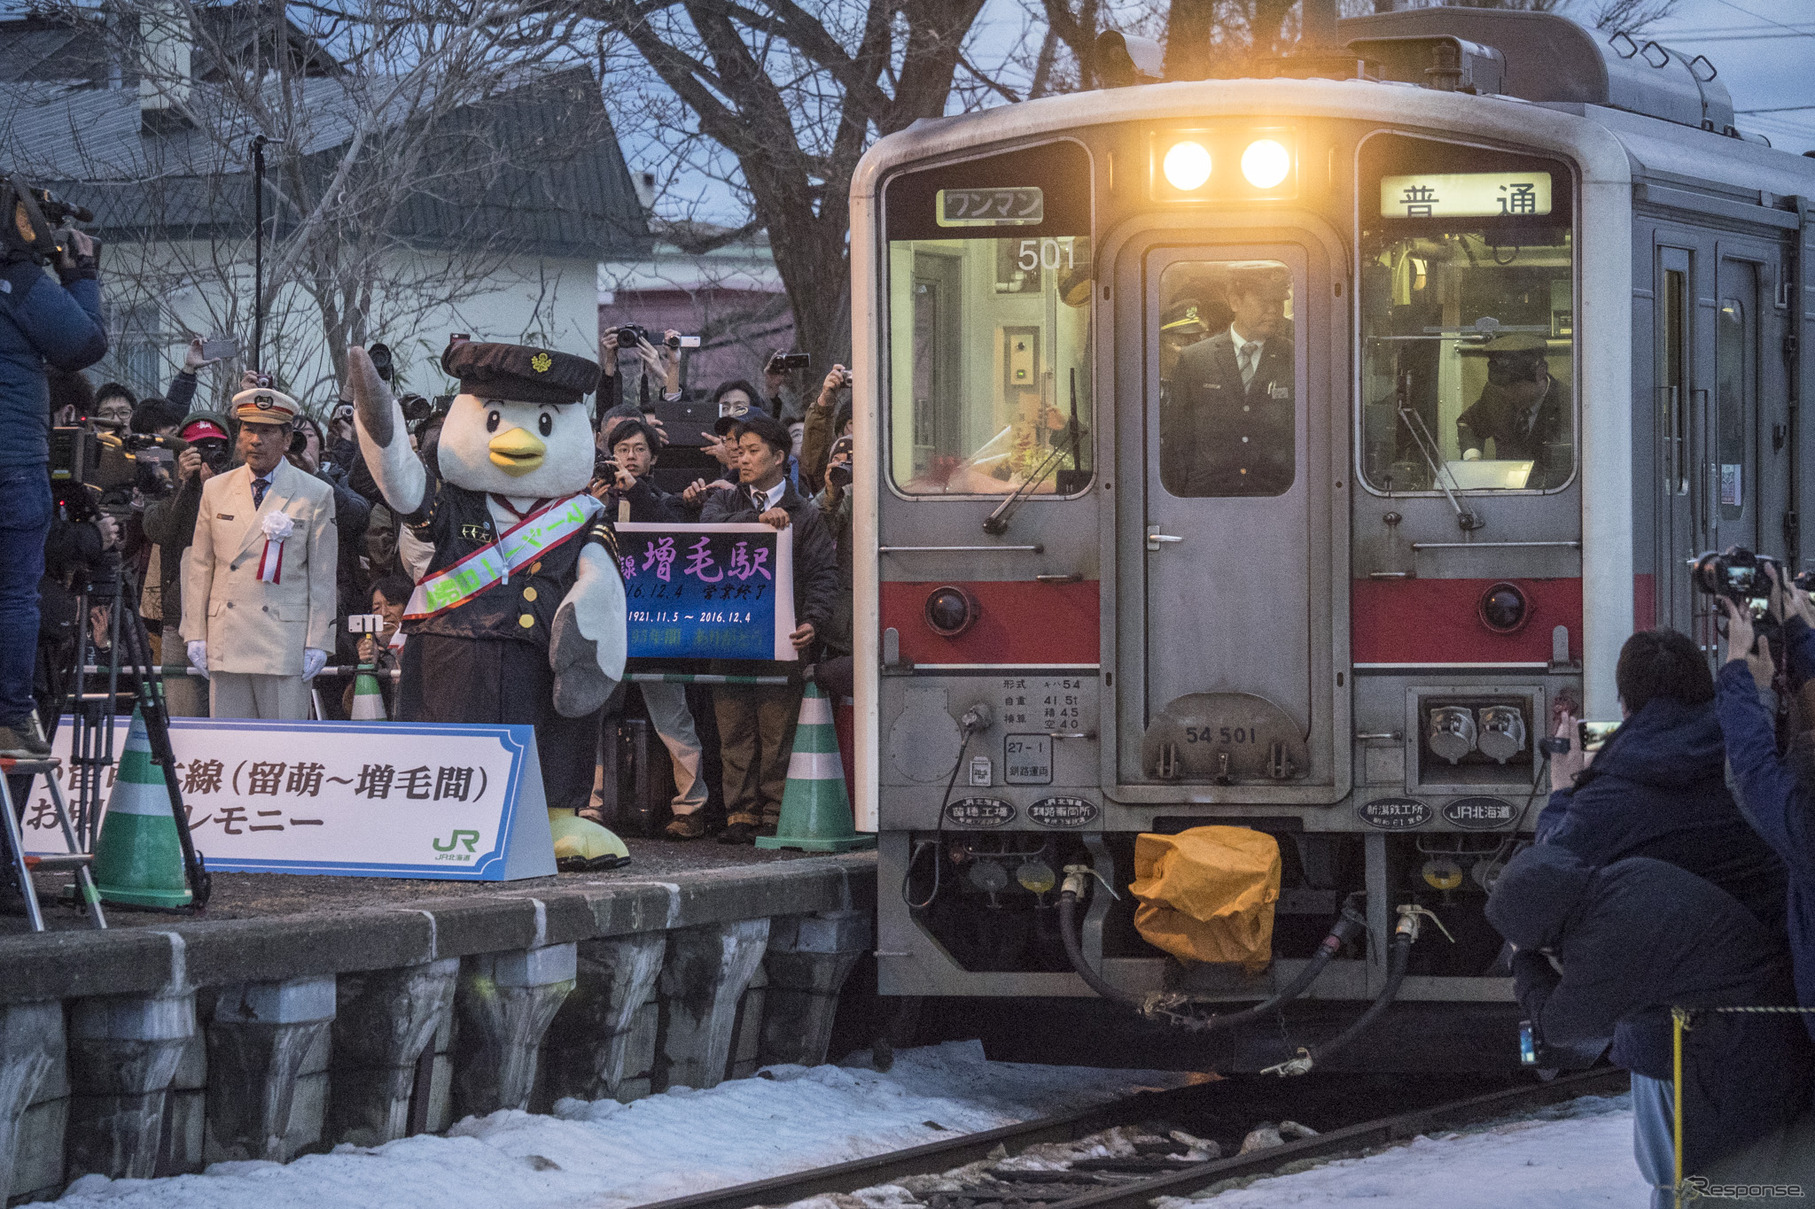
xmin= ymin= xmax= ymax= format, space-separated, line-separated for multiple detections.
xmin=21 ymin=720 xmax=555 ymax=881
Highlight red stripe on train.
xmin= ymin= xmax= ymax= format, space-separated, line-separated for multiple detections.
xmin=1351 ymin=577 xmax=1583 ymax=664
xmin=879 ymin=580 xmax=1100 ymax=665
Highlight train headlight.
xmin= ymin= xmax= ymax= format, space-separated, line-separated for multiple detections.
xmin=1162 ymin=140 xmax=1213 ymax=191
xmin=1477 ymin=582 xmax=1530 ymax=634
xmin=1240 ymin=139 xmax=1291 ymax=189
xmin=925 ymin=585 xmax=979 ymax=637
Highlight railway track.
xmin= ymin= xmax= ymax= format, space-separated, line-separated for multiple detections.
xmin=628 ymin=1067 xmax=1629 ymax=1209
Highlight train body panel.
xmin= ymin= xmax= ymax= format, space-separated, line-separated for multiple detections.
xmin=848 ymin=10 xmax=1815 ymax=1067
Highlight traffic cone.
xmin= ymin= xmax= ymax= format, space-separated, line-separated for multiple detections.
xmin=91 ymin=709 xmax=192 ymax=907
xmin=757 ymin=683 xmax=875 ymax=852
xmin=350 ymin=663 xmax=387 ymax=721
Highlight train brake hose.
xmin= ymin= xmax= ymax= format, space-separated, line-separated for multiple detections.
xmin=1057 ymin=869 xmax=1367 ymax=1031
xmin=1262 ymin=903 xmax=1449 ymax=1077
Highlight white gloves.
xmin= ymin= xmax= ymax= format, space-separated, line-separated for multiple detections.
xmin=186 ymin=640 xmax=209 ymax=680
xmin=302 ymin=648 xmax=327 ymax=681
xmin=1462 ymin=448 xmax=1482 ymax=462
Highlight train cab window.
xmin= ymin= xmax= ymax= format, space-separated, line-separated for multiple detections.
xmin=881 ymin=143 xmax=1094 ymax=496
xmin=1356 ymin=136 xmax=1576 ymax=494
xmin=1157 ymin=260 xmax=1297 ymax=497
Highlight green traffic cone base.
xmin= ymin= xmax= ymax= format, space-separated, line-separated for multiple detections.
xmin=91 ymin=709 xmax=192 ymax=907
xmin=757 ymin=685 xmax=874 ymax=853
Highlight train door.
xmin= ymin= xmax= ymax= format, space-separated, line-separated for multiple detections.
xmin=1112 ymin=235 xmax=1344 ymax=799
xmin=1652 ymin=242 xmax=1772 ymax=652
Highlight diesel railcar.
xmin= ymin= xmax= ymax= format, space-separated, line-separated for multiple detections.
xmin=848 ymin=7 xmax=1815 ymax=1070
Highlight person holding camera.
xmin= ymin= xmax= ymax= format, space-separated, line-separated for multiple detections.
xmin=180 ymin=385 xmax=337 ymax=719
xmin=1716 ymin=579 xmax=1815 ymax=1044
xmin=598 ymin=327 xmax=682 ymax=416
xmin=800 ymin=363 xmax=851 ymax=490
xmin=1486 ymin=843 xmax=1811 ymax=1205
xmin=0 ymin=188 xmax=107 ymax=754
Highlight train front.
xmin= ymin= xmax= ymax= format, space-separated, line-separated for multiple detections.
xmin=851 ymin=59 xmax=1634 ymax=1070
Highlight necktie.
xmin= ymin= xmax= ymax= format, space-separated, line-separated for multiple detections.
xmin=252 ymin=476 xmax=269 ymax=509
xmin=1239 ymin=342 xmax=1260 ymax=388
xmin=752 ymin=488 xmax=766 ymax=512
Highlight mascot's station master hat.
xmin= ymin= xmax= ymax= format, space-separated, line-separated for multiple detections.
xmin=231 ymin=386 xmax=300 ymax=426
xmin=442 ymin=340 xmax=598 ymax=405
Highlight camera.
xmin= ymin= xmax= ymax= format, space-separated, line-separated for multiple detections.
xmin=367 ymin=342 xmax=395 ymax=383
xmin=399 ymin=394 xmax=433 ymax=422
xmin=2 ymin=173 xmax=96 ymax=263
xmin=1692 ymin=547 xmax=1783 ymax=614
xmin=613 ymin=324 xmax=647 ymax=348
xmin=767 ymin=352 xmax=811 ymax=374
xmin=827 ymin=434 xmax=854 ymax=489
xmin=668 ymin=333 xmax=701 ymax=350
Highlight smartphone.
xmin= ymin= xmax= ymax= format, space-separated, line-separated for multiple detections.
xmin=346 ymin=613 xmax=387 ymax=634
xmin=1577 ymin=721 xmax=1620 ymax=754
xmin=1519 ymin=1020 xmax=1537 ymax=1066
xmin=768 ymin=352 xmax=811 ymax=373
xmin=199 ymin=335 xmax=240 ymax=362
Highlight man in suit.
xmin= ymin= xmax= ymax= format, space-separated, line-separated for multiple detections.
xmin=1455 ymin=333 xmax=1572 ymax=489
xmin=181 ymin=385 xmax=338 ymax=719
xmin=1162 ymin=267 xmax=1295 ymax=497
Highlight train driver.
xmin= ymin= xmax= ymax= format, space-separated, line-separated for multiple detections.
xmin=1455 ymin=333 xmax=1572 ymax=489
xmin=1162 ymin=265 xmax=1295 ymax=497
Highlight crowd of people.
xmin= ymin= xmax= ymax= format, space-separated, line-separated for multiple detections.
xmin=2 ymin=241 xmax=857 ymax=850
xmin=1488 ymin=588 xmax=1815 ymax=1200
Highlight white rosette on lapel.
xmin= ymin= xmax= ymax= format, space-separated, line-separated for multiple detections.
xmin=256 ymin=510 xmax=295 ymax=584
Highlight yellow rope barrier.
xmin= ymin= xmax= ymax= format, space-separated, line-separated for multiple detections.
xmin=1667 ymin=1004 xmax=1815 ymax=1207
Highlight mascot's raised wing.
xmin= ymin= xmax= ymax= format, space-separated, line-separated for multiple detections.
xmin=347 ymin=338 xmax=630 ymax=869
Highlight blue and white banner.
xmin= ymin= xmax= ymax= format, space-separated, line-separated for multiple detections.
xmin=616 ymin=522 xmax=797 ymax=660
xmin=23 ymin=719 xmax=554 ymax=880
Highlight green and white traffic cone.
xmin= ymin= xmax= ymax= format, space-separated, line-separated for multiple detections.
xmin=91 ymin=708 xmax=192 ymax=908
xmin=757 ymin=683 xmax=874 ymax=852
xmin=350 ymin=661 xmax=387 ymax=721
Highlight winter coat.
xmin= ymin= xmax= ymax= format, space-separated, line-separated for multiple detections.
xmin=1535 ymin=695 xmax=1788 ymax=936
xmin=0 ymin=257 xmax=106 ymax=468
xmin=611 ymin=475 xmax=689 ymax=524
xmin=700 ymin=479 xmax=839 ymax=634
xmin=1717 ymin=617 xmax=1815 ymax=1042
xmin=1486 ymin=846 xmax=1810 ymax=1174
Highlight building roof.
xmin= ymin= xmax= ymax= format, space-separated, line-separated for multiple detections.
xmin=0 ymin=27 xmax=650 ymax=260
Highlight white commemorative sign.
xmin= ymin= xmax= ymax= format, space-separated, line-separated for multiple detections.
xmin=22 ymin=719 xmax=554 ymax=880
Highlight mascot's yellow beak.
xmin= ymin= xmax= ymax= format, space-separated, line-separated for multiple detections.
xmin=488 ymin=427 xmax=547 ymax=476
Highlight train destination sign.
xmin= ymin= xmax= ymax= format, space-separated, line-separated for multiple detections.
xmin=937 ymin=186 xmax=1044 ymax=227
xmin=1379 ymin=172 xmax=1553 ymax=219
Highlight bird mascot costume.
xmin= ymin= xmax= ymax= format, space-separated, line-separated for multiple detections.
xmin=347 ymin=339 xmax=630 ymax=869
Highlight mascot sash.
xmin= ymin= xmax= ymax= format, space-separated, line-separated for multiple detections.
xmin=404 ymin=493 xmax=604 ymax=621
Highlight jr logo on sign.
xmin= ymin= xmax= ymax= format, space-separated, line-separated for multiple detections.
xmin=432 ymin=829 xmax=482 ymax=858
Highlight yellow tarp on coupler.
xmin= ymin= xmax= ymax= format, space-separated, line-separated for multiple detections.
xmin=1129 ymin=826 xmax=1281 ymax=971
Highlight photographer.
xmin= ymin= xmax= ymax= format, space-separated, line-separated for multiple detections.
xmin=598 ymin=326 xmax=682 ymax=416
xmin=812 ymin=431 xmax=854 ymax=700
xmin=800 ymin=363 xmax=852 ymax=490
xmin=1716 ymin=580 xmax=1815 ymax=1044
xmin=0 ymin=180 xmax=108 ymax=755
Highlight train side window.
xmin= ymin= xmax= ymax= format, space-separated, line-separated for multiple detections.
xmin=1356 ymin=136 xmax=1576 ymax=494
xmin=881 ymin=141 xmax=1095 ymax=497
xmin=1156 ymin=259 xmax=1297 ymax=497
xmin=1716 ymin=282 xmax=1754 ymax=524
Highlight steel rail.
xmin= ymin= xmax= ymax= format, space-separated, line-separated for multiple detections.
xmin=622 ymin=1068 xmax=1627 ymax=1209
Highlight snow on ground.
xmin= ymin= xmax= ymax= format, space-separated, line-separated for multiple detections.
xmin=43 ymin=1041 xmax=1190 ymax=1209
xmin=1173 ymin=1091 xmax=1646 ymax=1208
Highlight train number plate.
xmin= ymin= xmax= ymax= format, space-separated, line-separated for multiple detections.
xmin=1004 ymin=735 xmax=1053 ymax=785
xmin=946 ymin=797 xmax=1015 ymax=827
xmin=1028 ymin=796 xmax=1098 ymax=827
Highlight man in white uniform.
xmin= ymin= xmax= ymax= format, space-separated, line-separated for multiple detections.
xmin=181 ymin=384 xmax=337 ymax=719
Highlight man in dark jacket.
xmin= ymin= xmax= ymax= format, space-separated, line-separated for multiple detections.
xmin=1537 ymin=627 xmax=1788 ymax=935
xmin=0 ymin=220 xmax=106 ymax=755
xmin=700 ymin=412 xmax=838 ymax=843
xmin=1716 ymin=590 xmax=1815 ymax=1045
xmin=1487 ymin=845 xmax=1811 ymax=1206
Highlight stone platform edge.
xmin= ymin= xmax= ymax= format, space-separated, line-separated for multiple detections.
xmin=1 ymin=853 xmax=877 ymax=1006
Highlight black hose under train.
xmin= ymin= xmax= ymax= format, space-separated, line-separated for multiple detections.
xmin=1056 ymin=889 xmax=1366 ymax=1031
xmin=1274 ymin=925 xmax=1415 ymax=1074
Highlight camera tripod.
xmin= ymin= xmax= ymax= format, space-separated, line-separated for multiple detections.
xmin=41 ymin=560 xmax=209 ymax=912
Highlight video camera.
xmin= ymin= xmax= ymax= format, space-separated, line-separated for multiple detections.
xmin=612 ymin=324 xmax=699 ymax=351
xmin=50 ymin=426 xmax=185 ymax=496
xmin=2 ymin=173 xmax=97 ymax=264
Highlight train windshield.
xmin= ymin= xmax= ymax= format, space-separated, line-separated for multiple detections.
xmin=881 ymin=142 xmax=1094 ymax=496
xmin=1357 ymin=136 xmax=1576 ymax=493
